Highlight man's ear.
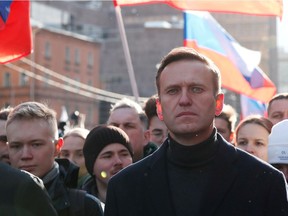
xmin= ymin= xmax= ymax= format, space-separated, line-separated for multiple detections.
xmin=229 ymin=132 xmax=235 ymax=145
xmin=156 ymin=98 xmax=163 ymax=121
xmin=144 ymin=130 xmax=150 ymax=143
xmin=215 ymin=93 xmax=224 ymax=116
xmin=54 ymin=137 xmax=63 ymax=156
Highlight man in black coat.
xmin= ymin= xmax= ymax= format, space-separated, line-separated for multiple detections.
xmin=0 ymin=162 xmax=57 ymax=216
xmin=104 ymin=47 xmax=288 ymax=216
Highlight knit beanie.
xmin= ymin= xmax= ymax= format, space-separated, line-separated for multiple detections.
xmin=83 ymin=125 xmax=133 ymax=176
xmin=268 ymin=120 xmax=288 ymax=165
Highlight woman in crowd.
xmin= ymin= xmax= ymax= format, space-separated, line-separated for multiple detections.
xmin=60 ymin=127 xmax=90 ymax=188
xmin=235 ymin=115 xmax=273 ymax=162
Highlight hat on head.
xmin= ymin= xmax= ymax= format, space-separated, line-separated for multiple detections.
xmin=268 ymin=120 xmax=288 ymax=165
xmin=83 ymin=125 xmax=133 ymax=175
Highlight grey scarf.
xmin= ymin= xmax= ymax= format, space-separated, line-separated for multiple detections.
xmin=42 ymin=161 xmax=59 ymax=184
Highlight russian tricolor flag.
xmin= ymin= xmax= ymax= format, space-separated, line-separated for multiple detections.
xmin=0 ymin=0 xmax=32 ymax=64
xmin=184 ymin=11 xmax=276 ymax=104
xmin=0 ymin=1 xmax=12 ymax=30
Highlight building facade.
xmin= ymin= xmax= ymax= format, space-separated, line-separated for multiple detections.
xmin=0 ymin=25 xmax=102 ymax=129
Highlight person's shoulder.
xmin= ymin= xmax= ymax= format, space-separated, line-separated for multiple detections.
xmin=0 ymin=162 xmax=45 ymax=188
xmin=68 ymin=188 xmax=104 ymax=215
xmin=235 ymin=146 xmax=282 ymax=175
xmin=21 ymin=169 xmax=46 ymax=189
xmin=143 ymin=141 xmax=158 ymax=157
xmin=84 ymin=192 xmax=104 ymax=215
xmin=218 ymin=138 xmax=282 ymax=176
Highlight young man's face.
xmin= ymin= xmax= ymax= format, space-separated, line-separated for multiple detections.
xmin=7 ymin=119 xmax=60 ymax=178
xmin=93 ymin=143 xmax=132 ymax=186
xmin=215 ymin=117 xmax=233 ymax=142
xmin=148 ymin=116 xmax=168 ymax=146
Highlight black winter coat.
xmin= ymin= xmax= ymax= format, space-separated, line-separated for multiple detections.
xmin=45 ymin=159 xmax=103 ymax=216
xmin=0 ymin=162 xmax=57 ymax=216
xmin=105 ymin=134 xmax=288 ymax=216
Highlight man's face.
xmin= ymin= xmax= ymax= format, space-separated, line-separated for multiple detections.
xmin=7 ymin=119 xmax=58 ymax=178
xmin=107 ymin=108 xmax=147 ymax=161
xmin=215 ymin=117 xmax=233 ymax=142
xmin=268 ymin=99 xmax=288 ymax=125
xmin=60 ymin=136 xmax=87 ymax=178
xmin=93 ymin=143 xmax=132 ymax=187
xmin=0 ymin=120 xmax=9 ymax=164
xmin=159 ymin=60 xmax=223 ymax=144
xmin=148 ymin=116 xmax=168 ymax=146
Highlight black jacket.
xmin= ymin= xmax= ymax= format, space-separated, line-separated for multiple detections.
xmin=45 ymin=159 xmax=103 ymax=216
xmin=82 ymin=176 xmax=98 ymax=198
xmin=105 ymin=133 xmax=288 ymax=216
xmin=0 ymin=162 xmax=57 ymax=216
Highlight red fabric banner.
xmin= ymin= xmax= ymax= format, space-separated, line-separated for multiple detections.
xmin=114 ymin=0 xmax=283 ymax=18
xmin=0 ymin=0 xmax=32 ymax=64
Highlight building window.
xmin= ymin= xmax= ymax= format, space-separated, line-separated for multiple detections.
xmin=3 ymin=72 xmax=11 ymax=87
xmin=65 ymin=47 xmax=71 ymax=64
xmin=20 ymin=72 xmax=28 ymax=86
xmin=75 ymin=49 xmax=80 ymax=65
xmin=87 ymin=52 xmax=93 ymax=68
xmin=45 ymin=42 xmax=51 ymax=59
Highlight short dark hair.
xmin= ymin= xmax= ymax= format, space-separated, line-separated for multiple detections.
xmin=267 ymin=93 xmax=288 ymax=115
xmin=156 ymin=47 xmax=221 ymax=96
xmin=0 ymin=107 xmax=13 ymax=121
xmin=215 ymin=104 xmax=238 ymax=132
xmin=144 ymin=94 xmax=158 ymax=126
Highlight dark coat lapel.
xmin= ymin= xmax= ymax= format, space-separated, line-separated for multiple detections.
xmin=200 ymin=135 xmax=239 ymax=216
xmin=144 ymin=141 xmax=176 ymax=216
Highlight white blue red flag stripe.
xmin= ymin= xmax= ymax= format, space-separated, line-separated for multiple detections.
xmin=184 ymin=11 xmax=276 ymax=103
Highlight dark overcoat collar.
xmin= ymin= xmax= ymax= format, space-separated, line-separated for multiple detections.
xmin=143 ymin=134 xmax=238 ymax=216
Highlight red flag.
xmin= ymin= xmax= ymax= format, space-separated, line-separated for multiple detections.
xmin=114 ymin=0 xmax=283 ymax=18
xmin=0 ymin=0 xmax=32 ymax=64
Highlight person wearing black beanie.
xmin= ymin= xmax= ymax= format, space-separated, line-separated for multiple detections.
xmin=82 ymin=125 xmax=133 ymax=203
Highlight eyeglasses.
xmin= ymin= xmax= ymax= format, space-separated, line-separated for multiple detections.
xmin=0 ymin=135 xmax=7 ymax=143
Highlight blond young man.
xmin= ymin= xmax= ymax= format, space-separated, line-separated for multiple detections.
xmin=6 ymin=101 xmax=103 ymax=216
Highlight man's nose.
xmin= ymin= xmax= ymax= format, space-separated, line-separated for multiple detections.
xmin=21 ymin=146 xmax=33 ymax=159
xmin=179 ymin=90 xmax=192 ymax=106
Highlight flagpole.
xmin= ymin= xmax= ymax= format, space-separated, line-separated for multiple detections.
xmin=114 ymin=3 xmax=140 ymax=102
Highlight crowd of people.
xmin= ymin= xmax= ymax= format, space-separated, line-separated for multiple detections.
xmin=0 ymin=47 xmax=288 ymax=215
